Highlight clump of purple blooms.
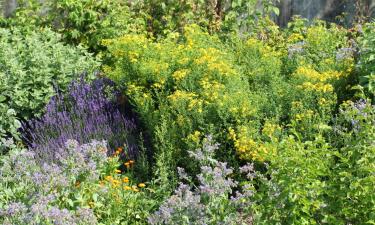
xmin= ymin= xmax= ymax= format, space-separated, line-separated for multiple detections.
xmin=21 ymin=77 xmax=138 ymax=161
xmin=148 ymin=135 xmax=255 ymax=225
xmin=0 ymin=140 xmax=106 ymax=225
xmin=335 ymin=99 xmax=375 ymax=133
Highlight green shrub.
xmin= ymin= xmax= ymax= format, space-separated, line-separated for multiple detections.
xmin=251 ymin=99 xmax=375 ymax=224
xmin=103 ymin=25 xmax=267 ymax=174
xmin=357 ymin=21 xmax=375 ymax=98
xmin=0 ymin=27 xmax=99 ymax=139
xmin=1 ymin=0 xmax=147 ymax=53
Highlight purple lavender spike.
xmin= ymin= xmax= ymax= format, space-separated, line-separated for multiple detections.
xmin=21 ymin=77 xmax=139 ymax=163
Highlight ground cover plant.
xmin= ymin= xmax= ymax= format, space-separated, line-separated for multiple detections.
xmin=0 ymin=1 xmax=374 ymax=224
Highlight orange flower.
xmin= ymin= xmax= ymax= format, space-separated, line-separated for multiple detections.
xmin=138 ymin=183 xmax=146 ymax=188
xmin=124 ymin=162 xmax=131 ymax=168
xmin=129 ymin=160 xmax=135 ymax=164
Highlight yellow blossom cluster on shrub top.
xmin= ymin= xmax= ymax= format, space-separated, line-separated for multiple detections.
xmin=104 ymin=22 xmax=356 ymax=163
xmin=103 ymin=24 xmax=273 ymax=161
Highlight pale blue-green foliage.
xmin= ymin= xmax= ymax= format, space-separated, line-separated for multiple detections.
xmin=0 ymin=27 xmax=100 ymax=139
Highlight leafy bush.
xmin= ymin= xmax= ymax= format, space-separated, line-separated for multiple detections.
xmin=0 ymin=139 xmax=156 ymax=224
xmin=104 ymin=25 xmax=268 ymax=175
xmin=357 ymin=21 xmax=375 ymax=98
xmin=1 ymin=0 xmax=147 ymax=52
xmin=21 ymin=78 xmax=139 ymax=161
xmin=250 ymin=99 xmax=375 ymax=224
xmin=0 ymin=27 xmax=99 ymax=140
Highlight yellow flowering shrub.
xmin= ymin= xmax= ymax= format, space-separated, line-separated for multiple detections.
xmin=104 ymin=22 xmax=356 ymax=164
xmin=104 ymin=24 xmax=267 ymax=163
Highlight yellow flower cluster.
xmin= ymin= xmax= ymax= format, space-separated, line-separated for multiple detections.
xmin=194 ymin=48 xmax=236 ymax=76
xmin=167 ymin=90 xmax=197 ymax=102
xmin=187 ymin=130 xmax=201 ymax=144
xmin=228 ymin=127 xmax=268 ymax=161
xmin=294 ymin=110 xmax=315 ymax=121
xmin=295 ymin=66 xmax=345 ymax=82
xmin=262 ymin=122 xmax=281 ymax=138
xmin=287 ymin=33 xmax=304 ymax=43
xmin=172 ymin=69 xmax=190 ymax=81
xmin=298 ymin=82 xmax=334 ymax=93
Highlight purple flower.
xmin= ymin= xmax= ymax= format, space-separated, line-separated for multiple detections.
xmin=0 ymin=202 xmax=28 ymax=216
xmin=21 ymin=77 xmax=139 ymax=162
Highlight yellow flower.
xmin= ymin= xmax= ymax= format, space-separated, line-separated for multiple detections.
xmin=115 ymin=169 xmax=122 ymax=174
xmin=122 ymin=177 xmax=129 ymax=183
xmin=123 ymin=186 xmax=132 ymax=190
xmin=299 ymin=82 xmax=333 ymax=93
xmin=131 ymin=185 xmax=140 ymax=192
xmin=228 ymin=127 xmax=236 ymax=140
xmin=88 ymin=202 xmax=95 ymax=208
xmin=172 ymin=69 xmax=189 ymax=81
xmin=111 ymin=179 xmax=121 ymax=187
xmin=188 ymin=131 xmax=201 ymax=143
xmin=138 ymin=183 xmax=146 ymax=188
xmin=318 ymin=98 xmax=327 ymax=106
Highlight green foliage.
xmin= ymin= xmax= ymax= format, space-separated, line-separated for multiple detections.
xmin=326 ymin=100 xmax=375 ymax=224
xmin=1 ymin=0 xmax=147 ymax=52
xmin=251 ymin=99 xmax=375 ymax=224
xmin=0 ymin=27 xmax=99 ymax=139
xmin=104 ymin=20 xmax=356 ymax=173
xmin=0 ymin=1 xmax=372 ymax=224
xmin=224 ymin=0 xmax=280 ymax=33
xmin=0 ymin=73 xmax=21 ymax=140
xmin=357 ymin=21 xmax=375 ymax=98
xmin=0 ymin=104 xmax=21 ymax=141
xmin=103 ymin=25 xmax=265 ymax=174
xmin=253 ymin=135 xmax=333 ymax=225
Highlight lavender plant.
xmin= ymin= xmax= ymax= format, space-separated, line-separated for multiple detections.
xmin=148 ymin=135 xmax=255 ymax=225
xmin=21 ymin=77 xmax=138 ymax=161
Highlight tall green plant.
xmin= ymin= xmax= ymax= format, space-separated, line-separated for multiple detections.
xmin=357 ymin=21 xmax=375 ymax=98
